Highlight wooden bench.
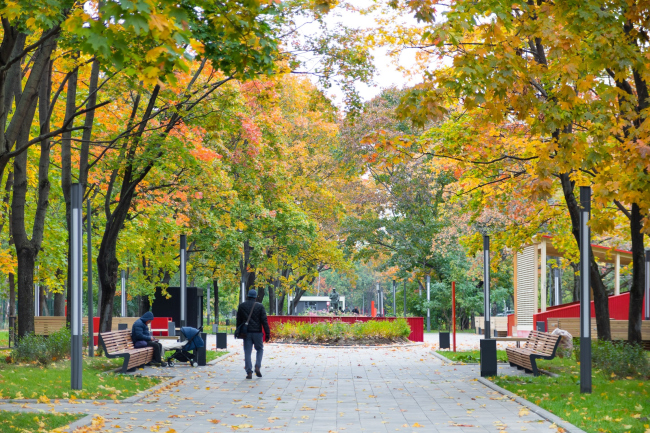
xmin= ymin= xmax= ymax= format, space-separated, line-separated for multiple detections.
xmin=34 ymin=317 xmax=67 ymax=335
xmin=505 ymin=330 xmax=561 ymax=376
xmin=99 ymin=330 xmax=153 ymax=373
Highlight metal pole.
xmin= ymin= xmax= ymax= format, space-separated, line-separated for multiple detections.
xmin=120 ymin=270 xmax=126 ymax=317
xmin=403 ymin=280 xmax=406 ymax=317
xmin=645 ymin=250 xmax=650 ymax=320
xmin=71 ymin=183 xmax=83 ymax=390
xmin=553 ymin=267 xmax=560 ymax=307
xmin=206 ymin=284 xmax=211 ymax=326
xmin=579 ymin=186 xmax=592 ymax=394
xmin=426 ymin=274 xmax=431 ymax=332
xmin=87 ymin=199 xmax=94 ymax=357
xmin=483 ymin=235 xmax=491 ymax=339
xmin=452 ymin=281 xmax=456 ymax=352
xmin=180 ymin=235 xmax=187 ymax=328
xmin=376 ymin=283 xmax=379 ymax=316
xmin=241 ymin=281 xmax=245 ymax=304
xmin=34 ymin=271 xmax=39 ymax=317
xmin=392 ymin=280 xmax=396 ymax=317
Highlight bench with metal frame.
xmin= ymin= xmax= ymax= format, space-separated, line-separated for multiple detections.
xmin=505 ymin=330 xmax=561 ymax=376
xmin=99 ymin=330 xmax=153 ymax=373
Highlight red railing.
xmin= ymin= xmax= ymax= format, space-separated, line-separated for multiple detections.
xmin=532 ymin=292 xmax=642 ymax=330
xmin=266 ymin=316 xmax=424 ymax=342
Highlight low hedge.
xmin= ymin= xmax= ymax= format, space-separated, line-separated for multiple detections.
xmin=273 ymin=319 xmax=411 ymax=344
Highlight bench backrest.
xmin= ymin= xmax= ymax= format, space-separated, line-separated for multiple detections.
xmin=523 ymin=330 xmax=561 ymax=356
xmin=99 ymin=330 xmax=135 ymax=354
xmin=34 ymin=317 xmax=67 ymax=335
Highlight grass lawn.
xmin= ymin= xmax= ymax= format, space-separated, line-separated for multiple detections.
xmin=0 ymin=330 xmax=7 ymax=347
xmin=0 ymin=411 xmax=83 ymax=432
xmin=206 ymin=350 xmax=228 ymax=363
xmin=492 ymin=356 xmax=649 ymax=433
xmin=0 ymin=354 xmax=161 ymax=400
xmin=436 ymin=349 xmax=509 ymax=363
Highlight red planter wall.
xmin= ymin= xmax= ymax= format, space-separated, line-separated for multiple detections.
xmin=266 ymin=316 xmax=424 ymax=342
xmin=532 ymin=292 xmax=643 ymax=331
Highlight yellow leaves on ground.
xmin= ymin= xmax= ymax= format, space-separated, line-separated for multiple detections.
xmin=518 ymin=406 xmax=530 ymax=417
xmin=72 ymin=416 xmax=105 ymax=432
xmin=36 ymin=395 xmax=50 ymax=404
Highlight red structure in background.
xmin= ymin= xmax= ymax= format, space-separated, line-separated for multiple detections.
xmin=525 ymin=292 xmax=643 ymax=334
xmin=89 ymin=316 xmax=171 ymax=345
xmin=267 ymin=316 xmax=425 ymax=342
xmin=507 ymin=313 xmax=516 ymax=336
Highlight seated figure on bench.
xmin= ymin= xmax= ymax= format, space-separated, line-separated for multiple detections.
xmin=132 ymin=311 xmax=168 ymax=367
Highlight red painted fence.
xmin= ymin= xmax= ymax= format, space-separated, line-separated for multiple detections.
xmin=266 ymin=316 xmax=424 ymax=342
xmin=532 ymin=292 xmax=643 ymax=331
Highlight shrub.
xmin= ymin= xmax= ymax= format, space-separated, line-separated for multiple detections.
xmin=592 ymin=340 xmax=650 ymax=379
xmin=11 ymin=328 xmax=72 ymax=365
xmin=274 ymin=319 xmax=411 ymax=343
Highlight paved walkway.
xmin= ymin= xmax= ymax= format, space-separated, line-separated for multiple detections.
xmin=1 ymin=343 xmax=555 ymax=432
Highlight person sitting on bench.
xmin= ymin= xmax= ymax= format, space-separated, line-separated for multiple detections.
xmin=132 ymin=311 xmax=167 ymax=367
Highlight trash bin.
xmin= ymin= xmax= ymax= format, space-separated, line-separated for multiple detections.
xmin=439 ymin=332 xmax=450 ymax=349
xmin=480 ymin=339 xmax=497 ymax=377
xmin=198 ymin=332 xmax=208 ymax=366
xmin=216 ymin=332 xmax=227 ymax=350
xmin=168 ymin=321 xmax=176 ymax=337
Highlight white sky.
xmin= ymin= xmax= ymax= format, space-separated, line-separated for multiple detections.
xmin=297 ymin=1 xmax=424 ymax=107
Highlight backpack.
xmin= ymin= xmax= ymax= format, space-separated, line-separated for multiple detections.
xmin=235 ymin=301 xmax=257 ymax=340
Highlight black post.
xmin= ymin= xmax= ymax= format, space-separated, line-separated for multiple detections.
xmin=483 ymin=235 xmax=491 ymax=339
xmin=579 ymin=186 xmax=592 ymax=394
xmin=71 ymin=184 xmax=83 ymax=390
xmin=86 ymin=199 xmax=93 ymax=357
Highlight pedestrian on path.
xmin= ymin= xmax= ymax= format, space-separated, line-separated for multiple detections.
xmin=131 ymin=311 xmax=167 ymax=367
xmin=236 ymin=289 xmax=271 ymax=379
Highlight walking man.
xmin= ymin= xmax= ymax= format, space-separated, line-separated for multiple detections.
xmin=236 ymin=289 xmax=271 ymax=379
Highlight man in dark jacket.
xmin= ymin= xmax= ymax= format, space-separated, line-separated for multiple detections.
xmin=236 ymin=289 xmax=271 ymax=379
xmin=131 ymin=311 xmax=166 ymax=367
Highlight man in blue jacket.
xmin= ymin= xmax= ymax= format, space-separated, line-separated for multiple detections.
xmin=132 ymin=311 xmax=166 ymax=367
xmin=236 ymin=290 xmax=271 ymax=379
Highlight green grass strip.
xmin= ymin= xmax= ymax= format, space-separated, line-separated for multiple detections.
xmin=0 ymin=410 xmax=83 ymax=432
xmin=0 ymin=355 xmax=160 ymax=400
xmin=492 ymin=356 xmax=649 ymax=433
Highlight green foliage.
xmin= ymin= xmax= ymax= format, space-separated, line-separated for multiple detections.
xmin=592 ymin=341 xmax=650 ymax=379
xmin=10 ymin=328 xmax=71 ymax=365
xmin=274 ymin=319 xmax=411 ymax=343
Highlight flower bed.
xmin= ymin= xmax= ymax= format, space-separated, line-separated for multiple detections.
xmin=272 ymin=319 xmax=411 ymax=345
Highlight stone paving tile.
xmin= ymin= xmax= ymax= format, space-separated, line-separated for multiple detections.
xmin=0 ymin=344 xmax=556 ymax=432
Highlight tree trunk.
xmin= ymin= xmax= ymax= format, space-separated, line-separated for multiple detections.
xmin=256 ymin=286 xmax=266 ymax=304
xmin=628 ymin=203 xmax=645 ymax=343
xmin=559 ymin=173 xmax=611 ymax=340
xmin=40 ymin=285 xmax=49 ymax=316
xmin=267 ymin=279 xmax=276 ymax=315
xmin=8 ymin=273 xmax=14 ymax=318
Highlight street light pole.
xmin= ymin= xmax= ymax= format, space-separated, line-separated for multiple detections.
xmin=579 ymin=186 xmax=592 ymax=394
xmin=87 ymin=199 xmax=94 ymax=357
xmin=120 ymin=270 xmax=126 ymax=317
xmin=426 ymin=274 xmax=431 ymax=332
xmin=70 ymin=184 xmax=83 ymax=390
xmin=392 ymin=280 xmax=396 ymax=317
xmin=180 ymin=235 xmax=187 ymax=328
xmin=483 ymin=235 xmax=491 ymax=339
xmin=403 ymin=280 xmax=406 ymax=317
